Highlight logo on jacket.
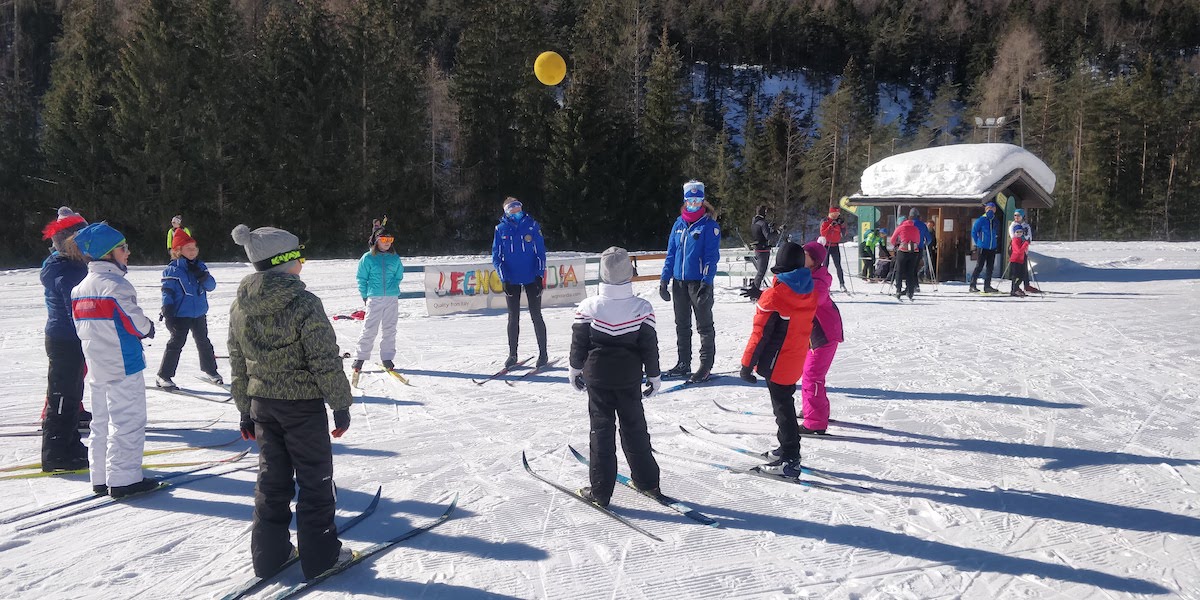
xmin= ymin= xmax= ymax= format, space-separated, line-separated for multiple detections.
xmin=524 ymin=235 xmax=532 ymax=243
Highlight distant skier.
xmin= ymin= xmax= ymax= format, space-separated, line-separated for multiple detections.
xmin=570 ymin=247 xmax=662 ymax=507
xmin=749 ymin=205 xmax=774 ymax=290
xmin=1009 ymin=209 xmax=1039 ymax=293
xmin=156 ymin=229 xmax=222 ymax=389
xmin=739 ymin=242 xmax=818 ymax=477
xmin=351 ymin=218 xmax=404 ymax=383
xmin=165 ymin=214 xmax=191 ymax=254
xmin=1008 ymin=227 xmax=1031 ymax=297
xmin=39 ymin=207 xmax=91 ymax=472
xmin=819 ymin=207 xmax=848 ymax=291
xmin=889 ymin=216 xmax=922 ymax=301
xmin=228 ymin=224 xmax=354 ymax=580
xmin=660 ymin=180 xmax=720 ymax=383
xmin=71 ymin=222 xmax=158 ymax=498
xmin=492 ymin=197 xmax=549 ymax=369
xmin=970 ymin=201 xmax=1002 ymax=293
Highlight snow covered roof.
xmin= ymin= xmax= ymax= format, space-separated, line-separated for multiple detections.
xmin=849 ymin=143 xmax=1056 ymax=208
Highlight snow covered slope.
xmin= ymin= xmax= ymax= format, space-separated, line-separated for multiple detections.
xmin=1 ymin=241 xmax=1197 ymax=599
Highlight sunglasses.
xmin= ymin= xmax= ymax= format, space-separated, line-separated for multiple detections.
xmin=684 ymin=198 xmax=703 ymax=204
xmin=118 ymin=244 xmax=130 ymax=252
xmin=505 ymin=202 xmax=523 ymax=213
xmin=377 ymin=235 xmax=395 ymax=244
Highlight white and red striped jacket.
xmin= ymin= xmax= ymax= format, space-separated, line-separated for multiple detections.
xmin=570 ymin=283 xmax=661 ymax=389
xmin=72 ymin=261 xmax=154 ymax=383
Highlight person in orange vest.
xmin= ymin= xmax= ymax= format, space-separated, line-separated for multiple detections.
xmin=738 ymin=241 xmax=819 ymax=477
xmin=889 ymin=216 xmax=922 ymax=302
xmin=819 ymin=207 xmax=848 ymax=291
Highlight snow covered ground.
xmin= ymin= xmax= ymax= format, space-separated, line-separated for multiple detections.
xmin=1 ymin=241 xmax=1198 ymax=599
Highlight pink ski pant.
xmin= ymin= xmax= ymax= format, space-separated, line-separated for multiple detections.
xmin=801 ymin=342 xmax=839 ymax=429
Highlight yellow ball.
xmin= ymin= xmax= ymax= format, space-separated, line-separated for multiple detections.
xmin=534 ymin=51 xmax=567 ymax=86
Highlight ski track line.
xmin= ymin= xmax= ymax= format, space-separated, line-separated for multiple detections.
xmin=608 ymin=538 xmax=631 ymax=600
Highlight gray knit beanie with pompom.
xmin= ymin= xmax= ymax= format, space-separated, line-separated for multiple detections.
xmin=231 ymin=224 xmax=302 ymax=272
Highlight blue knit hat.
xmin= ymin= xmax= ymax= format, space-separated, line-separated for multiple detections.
xmin=73 ymin=223 xmax=126 ymax=259
xmin=683 ymin=180 xmax=705 ymax=201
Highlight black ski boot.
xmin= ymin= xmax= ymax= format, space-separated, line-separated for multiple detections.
xmin=381 ymin=360 xmax=394 ymax=370
xmin=536 ymin=353 xmax=549 ymax=368
xmin=351 ymin=360 xmax=364 ymax=372
xmin=664 ymin=363 xmax=691 ymax=379
xmin=578 ymin=487 xmax=609 ymax=508
xmin=687 ymin=366 xmax=712 ymax=384
xmin=109 ymin=478 xmax=159 ymax=499
xmin=504 ymin=355 xmax=519 ymax=368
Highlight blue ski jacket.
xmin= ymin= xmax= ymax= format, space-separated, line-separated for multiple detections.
xmin=161 ymin=258 xmax=216 ymax=319
xmin=971 ymin=212 xmax=1001 ymax=250
xmin=356 ymin=251 xmax=404 ymax=298
xmin=661 ymin=214 xmax=722 ymax=285
xmin=41 ymin=252 xmax=88 ymax=340
xmin=492 ymin=214 xmax=547 ymax=285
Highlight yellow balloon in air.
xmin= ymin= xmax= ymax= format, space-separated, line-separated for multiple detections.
xmin=534 ymin=51 xmax=567 ymax=86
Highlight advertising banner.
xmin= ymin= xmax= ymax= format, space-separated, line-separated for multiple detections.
xmin=424 ymin=258 xmax=588 ymax=316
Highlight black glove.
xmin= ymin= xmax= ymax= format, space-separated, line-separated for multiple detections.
xmin=239 ymin=413 xmax=256 ymax=441
xmin=658 ymin=281 xmax=670 ymax=302
xmin=740 ymin=287 xmax=762 ymax=300
xmin=331 ymin=409 xmax=351 ymax=438
xmin=144 ymin=323 xmax=156 ymax=339
xmin=195 ymin=269 xmax=210 ymax=284
xmin=740 ymin=365 xmax=757 ymax=383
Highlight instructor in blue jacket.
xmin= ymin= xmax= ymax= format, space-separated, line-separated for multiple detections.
xmin=660 ymin=180 xmax=721 ymax=383
xmin=492 ymin=197 xmax=549 ymax=369
xmin=969 ymin=201 xmax=1002 ymax=293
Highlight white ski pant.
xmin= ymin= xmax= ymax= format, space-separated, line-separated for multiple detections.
xmin=87 ymin=371 xmax=147 ymax=487
xmin=355 ymin=296 xmax=398 ymax=362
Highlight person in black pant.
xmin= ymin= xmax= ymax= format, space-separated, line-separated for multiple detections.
xmin=660 ymin=180 xmax=721 ymax=383
xmin=570 ymin=247 xmax=663 ymax=507
xmin=492 ymin=197 xmax=549 ymax=368
xmin=229 ymin=224 xmax=354 ymax=580
xmin=749 ymin=205 xmax=774 ymax=290
xmin=156 ymin=229 xmax=222 ymax=389
xmin=39 ymin=207 xmax=91 ymax=473
xmin=970 ymin=201 xmax=1003 ymax=293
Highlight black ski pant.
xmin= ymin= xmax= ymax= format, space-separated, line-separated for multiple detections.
xmin=896 ymin=251 xmax=920 ymax=299
xmin=157 ymin=315 xmax=218 ymax=378
xmin=752 ymin=250 xmax=771 ymax=289
xmin=768 ymin=381 xmax=801 ymax=460
xmin=1010 ymin=262 xmax=1029 ymax=290
xmin=250 ymin=397 xmax=340 ymax=580
xmin=971 ymin=248 xmax=998 ymax=288
xmin=504 ymin=280 xmax=547 ymax=358
xmin=587 ymin=385 xmax=659 ymax=502
xmin=671 ymin=279 xmax=715 ymax=372
xmin=823 ymin=244 xmax=845 ymax=287
xmin=43 ymin=336 xmax=87 ymax=468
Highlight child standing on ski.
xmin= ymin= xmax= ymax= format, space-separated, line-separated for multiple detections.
xmin=739 ymin=241 xmax=819 ymax=477
xmin=70 ymin=223 xmax=158 ymax=498
xmin=1009 ymin=228 xmax=1031 ymax=297
xmin=796 ymin=241 xmax=843 ymax=434
xmin=156 ymin=229 xmax=222 ymax=389
xmin=228 ymin=224 xmax=354 ymax=580
xmin=570 ymin=247 xmax=663 ymax=507
xmin=351 ymin=219 xmax=404 ymax=382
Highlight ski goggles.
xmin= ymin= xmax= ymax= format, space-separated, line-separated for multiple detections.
xmin=376 ymin=235 xmax=395 ymax=244
xmin=504 ymin=201 xmax=523 ymax=214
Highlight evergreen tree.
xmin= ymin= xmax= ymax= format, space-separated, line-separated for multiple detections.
xmin=640 ymin=27 xmax=687 ymax=240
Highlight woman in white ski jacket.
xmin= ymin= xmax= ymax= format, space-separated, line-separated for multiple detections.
xmin=71 ymin=223 xmax=158 ymax=498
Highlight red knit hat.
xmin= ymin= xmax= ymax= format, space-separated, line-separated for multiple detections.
xmin=171 ymin=228 xmax=196 ymax=251
xmin=828 ymin=206 xmax=840 ymax=214
xmin=42 ymin=207 xmax=88 ymax=252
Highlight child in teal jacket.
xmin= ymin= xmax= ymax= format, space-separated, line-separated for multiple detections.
xmin=352 ymin=220 xmax=404 ymax=379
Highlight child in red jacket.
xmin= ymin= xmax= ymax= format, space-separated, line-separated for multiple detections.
xmin=1009 ymin=228 xmax=1031 ymax=297
xmin=739 ymin=242 xmax=819 ymax=477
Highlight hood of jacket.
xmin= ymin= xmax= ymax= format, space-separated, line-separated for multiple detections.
xmin=772 ymin=267 xmax=815 ymax=297
xmin=235 ymin=272 xmax=306 ymax=316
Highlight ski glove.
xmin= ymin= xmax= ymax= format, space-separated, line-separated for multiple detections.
xmin=144 ymin=323 xmax=156 ymax=340
xmin=739 ymin=365 xmax=757 ymax=383
xmin=239 ymin=413 xmax=256 ymax=441
xmin=331 ymin=409 xmax=351 ymax=438
xmin=568 ymin=367 xmax=586 ymax=392
xmin=643 ymin=375 xmax=662 ymax=398
xmin=740 ymin=287 xmax=762 ymax=300
xmin=658 ymin=281 xmax=670 ymax=302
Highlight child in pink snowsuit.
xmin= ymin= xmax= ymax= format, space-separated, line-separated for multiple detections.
xmin=799 ymin=240 xmax=843 ymax=434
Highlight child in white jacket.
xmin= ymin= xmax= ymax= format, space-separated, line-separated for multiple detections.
xmin=71 ymin=223 xmax=158 ymax=498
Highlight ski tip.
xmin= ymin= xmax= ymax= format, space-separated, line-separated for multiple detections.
xmin=678 ymin=424 xmax=691 ymax=434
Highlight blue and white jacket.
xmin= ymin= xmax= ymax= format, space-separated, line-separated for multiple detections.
xmin=72 ymin=261 xmax=154 ymax=382
xmin=492 ymin=214 xmax=546 ymax=286
xmin=661 ymin=214 xmax=721 ymax=285
xmin=161 ymin=258 xmax=216 ymax=319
